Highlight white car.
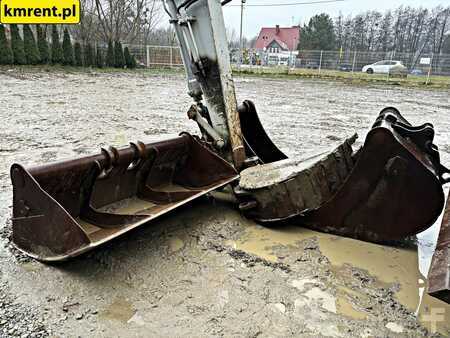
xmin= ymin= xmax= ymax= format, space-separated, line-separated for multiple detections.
xmin=362 ymin=60 xmax=407 ymax=74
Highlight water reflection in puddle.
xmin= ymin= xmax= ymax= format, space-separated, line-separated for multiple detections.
xmin=228 ymin=190 xmax=450 ymax=334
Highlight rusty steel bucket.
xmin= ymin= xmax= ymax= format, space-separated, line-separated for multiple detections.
xmin=237 ymin=107 xmax=449 ymax=243
xmin=428 ymin=196 xmax=450 ymax=304
xmin=11 ymin=133 xmax=238 ymax=261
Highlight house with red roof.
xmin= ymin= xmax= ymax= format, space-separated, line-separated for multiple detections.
xmin=255 ymin=25 xmax=300 ymax=53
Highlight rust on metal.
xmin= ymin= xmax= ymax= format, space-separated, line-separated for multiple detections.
xmin=11 ymin=133 xmax=238 ymax=261
xmin=428 ymin=197 xmax=450 ymax=304
xmin=237 ymin=135 xmax=357 ymax=220
xmin=238 ymin=100 xmax=287 ymax=164
xmin=237 ymin=107 xmax=448 ymax=243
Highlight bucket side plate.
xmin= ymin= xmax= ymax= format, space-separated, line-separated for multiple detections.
xmin=428 ymin=197 xmax=450 ymax=304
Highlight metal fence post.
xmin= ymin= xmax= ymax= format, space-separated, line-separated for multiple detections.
xmin=351 ymin=50 xmax=357 ymax=75
xmin=426 ymin=53 xmax=434 ymax=85
xmin=318 ymin=50 xmax=323 ymax=73
xmin=387 ymin=50 xmax=393 ymax=82
xmin=146 ymin=45 xmax=150 ymax=68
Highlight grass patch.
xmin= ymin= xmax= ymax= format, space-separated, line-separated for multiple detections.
xmin=233 ymin=66 xmax=450 ymax=90
xmin=1 ymin=64 xmax=448 ymax=90
xmin=0 ymin=64 xmax=185 ymax=76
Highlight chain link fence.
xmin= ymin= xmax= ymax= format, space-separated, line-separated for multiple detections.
xmin=125 ymin=45 xmax=450 ymax=77
xmin=289 ymin=50 xmax=450 ymax=76
xmin=124 ymin=45 xmax=183 ymax=68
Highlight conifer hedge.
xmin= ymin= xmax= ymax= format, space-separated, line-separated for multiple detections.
xmin=74 ymin=42 xmax=83 ymax=66
xmin=1 ymin=25 xmax=138 ymax=70
xmin=84 ymin=43 xmax=94 ymax=67
xmin=23 ymin=25 xmax=40 ymax=65
xmin=62 ymin=28 xmax=74 ymax=66
xmin=10 ymin=25 xmax=26 ymax=65
xmin=114 ymin=41 xmax=124 ymax=68
xmin=36 ymin=25 xmax=49 ymax=64
xmin=106 ymin=40 xmax=114 ymax=67
xmin=124 ymin=47 xmax=135 ymax=69
xmin=51 ymin=25 xmax=62 ymax=64
xmin=96 ymin=46 xmax=103 ymax=68
xmin=0 ymin=24 xmax=13 ymax=65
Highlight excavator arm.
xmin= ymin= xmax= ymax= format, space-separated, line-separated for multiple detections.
xmin=163 ymin=0 xmax=246 ymax=168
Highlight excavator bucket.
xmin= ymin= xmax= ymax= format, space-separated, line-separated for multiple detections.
xmin=237 ymin=105 xmax=449 ymax=243
xmin=428 ymin=196 xmax=450 ymax=304
xmin=10 ymin=134 xmax=238 ymax=261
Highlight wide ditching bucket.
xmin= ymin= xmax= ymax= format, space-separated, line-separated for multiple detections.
xmin=11 ymin=133 xmax=238 ymax=261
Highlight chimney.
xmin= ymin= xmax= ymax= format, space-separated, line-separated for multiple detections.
xmin=276 ymin=25 xmax=280 ymax=35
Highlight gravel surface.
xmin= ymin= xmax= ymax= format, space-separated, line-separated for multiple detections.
xmin=0 ymin=68 xmax=449 ymax=337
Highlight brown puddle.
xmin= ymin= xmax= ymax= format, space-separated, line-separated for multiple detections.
xmin=100 ymin=298 xmax=135 ymax=323
xmin=336 ymin=296 xmax=368 ymax=320
xmin=228 ymin=223 xmax=450 ymax=334
xmin=20 ymin=262 xmax=42 ymax=273
xmin=168 ymin=237 xmax=185 ymax=253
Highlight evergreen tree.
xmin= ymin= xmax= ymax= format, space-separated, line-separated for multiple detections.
xmin=96 ymin=45 xmax=103 ymax=68
xmin=62 ymin=28 xmax=74 ymax=65
xmin=124 ymin=46 xmax=132 ymax=68
xmin=114 ymin=41 xmax=124 ymax=68
xmin=300 ymin=13 xmax=336 ymax=50
xmin=36 ymin=25 xmax=49 ymax=64
xmin=23 ymin=25 xmax=40 ymax=65
xmin=106 ymin=40 xmax=114 ymax=67
xmin=443 ymin=35 xmax=450 ymax=54
xmin=51 ymin=25 xmax=63 ymax=64
xmin=10 ymin=25 xmax=26 ymax=65
xmin=84 ymin=43 xmax=94 ymax=67
xmin=131 ymin=55 xmax=137 ymax=69
xmin=74 ymin=42 xmax=83 ymax=66
xmin=0 ymin=24 xmax=13 ymax=65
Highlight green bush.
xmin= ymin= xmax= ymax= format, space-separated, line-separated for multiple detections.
xmin=96 ymin=46 xmax=103 ymax=68
xmin=114 ymin=41 xmax=124 ymax=68
xmin=36 ymin=25 xmax=49 ymax=64
xmin=23 ymin=25 xmax=40 ymax=65
xmin=0 ymin=24 xmax=13 ymax=65
xmin=84 ymin=43 xmax=94 ymax=67
xmin=74 ymin=42 xmax=82 ymax=66
xmin=10 ymin=25 xmax=26 ymax=65
xmin=106 ymin=40 xmax=114 ymax=67
xmin=62 ymin=28 xmax=74 ymax=66
xmin=51 ymin=25 xmax=63 ymax=64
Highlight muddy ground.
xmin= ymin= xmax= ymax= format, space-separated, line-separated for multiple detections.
xmin=0 ymin=68 xmax=450 ymax=337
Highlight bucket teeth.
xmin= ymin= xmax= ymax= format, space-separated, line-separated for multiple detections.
xmin=11 ymin=134 xmax=238 ymax=261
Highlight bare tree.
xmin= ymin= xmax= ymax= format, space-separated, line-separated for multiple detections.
xmin=71 ymin=0 xmax=98 ymax=44
xmin=147 ymin=26 xmax=178 ymax=46
xmin=334 ymin=5 xmax=450 ymax=54
xmin=94 ymin=0 xmax=162 ymax=43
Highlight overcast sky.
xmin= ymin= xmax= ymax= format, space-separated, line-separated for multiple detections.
xmin=220 ymin=0 xmax=448 ymax=38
